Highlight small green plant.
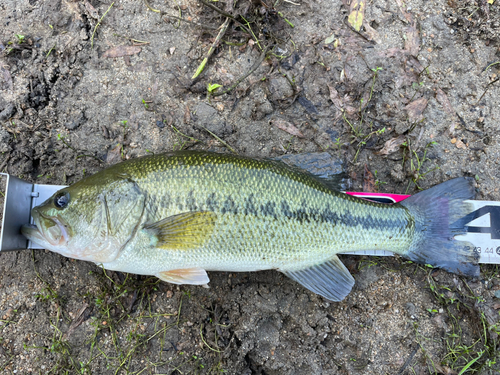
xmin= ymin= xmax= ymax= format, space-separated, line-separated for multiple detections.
xmin=402 ymin=140 xmax=440 ymax=192
xmin=207 ymin=83 xmax=222 ymax=94
xmin=411 ymin=81 xmax=424 ymax=90
xmin=333 ymin=137 xmax=342 ymax=156
xmin=283 ymin=136 xmax=294 ymax=152
xmin=422 ymin=267 xmax=500 ymax=373
xmin=35 ymin=286 xmax=59 ymax=302
xmin=171 ymin=125 xmax=200 ymax=151
xmin=374 ymin=170 xmax=387 ymax=190
xmin=141 ymin=98 xmax=149 ymax=109
xmin=15 ymin=34 xmax=25 ymax=43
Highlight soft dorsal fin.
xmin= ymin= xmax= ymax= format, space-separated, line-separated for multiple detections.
xmin=144 ymin=211 xmax=217 ymax=250
xmin=274 ymin=152 xmax=348 ymax=191
xmin=281 ymin=256 xmax=355 ymax=301
xmin=157 ymin=268 xmax=210 ymax=285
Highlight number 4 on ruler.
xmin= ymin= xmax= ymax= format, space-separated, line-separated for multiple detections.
xmin=459 ymin=206 xmax=500 ymax=240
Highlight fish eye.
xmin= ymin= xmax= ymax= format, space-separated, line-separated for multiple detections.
xmin=54 ymin=191 xmax=70 ymax=209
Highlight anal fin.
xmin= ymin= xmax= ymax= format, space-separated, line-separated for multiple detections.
xmin=157 ymin=268 xmax=210 ymax=285
xmin=282 ymin=256 xmax=355 ymax=302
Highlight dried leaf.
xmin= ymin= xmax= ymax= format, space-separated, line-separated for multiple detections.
xmin=84 ymin=0 xmax=99 ymax=19
xmin=405 ymin=24 xmax=420 ymax=56
xmin=447 ymin=122 xmax=458 ymax=137
xmin=405 ymin=97 xmax=428 ymax=122
xmin=434 ymin=364 xmax=457 ymax=375
xmin=271 ymin=118 xmax=304 ymax=138
xmin=184 ymin=105 xmax=191 ymax=124
xmin=327 ymin=84 xmax=343 ymax=111
xmin=348 ymin=0 xmax=366 ymax=32
xmin=106 ymin=144 xmax=123 ymax=165
xmin=435 ymin=88 xmax=455 ymax=116
xmin=493 ymin=303 xmax=500 ymax=310
xmin=64 ymin=303 xmax=90 ymax=340
xmin=324 ymin=34 xmax=337 ymax=45
xmin=102 ymin=46 xmax=142 ymax=58
xmin=375 ymin=135 xmax=405 ymax=156
xmin=363 ymin=165 xmax=377 ymax=192
xmin=362 ymin=21 xmax=381 ymax=44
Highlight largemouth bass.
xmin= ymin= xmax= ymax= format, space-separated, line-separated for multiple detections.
xmin=21 ymin=151 xmax=479 ymax=301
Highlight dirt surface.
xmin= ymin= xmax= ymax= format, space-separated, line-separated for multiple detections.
xmin=1 ymin=0 xmax=500 ymax=374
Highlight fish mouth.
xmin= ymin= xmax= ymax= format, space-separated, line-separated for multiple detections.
xmin=21 ymin=223 xmax=45 ymax=244
xmin=21 ymin=209 xmax=70 ymax=248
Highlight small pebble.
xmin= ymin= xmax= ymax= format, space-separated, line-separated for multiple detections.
xmin=494 ymin=290 xmax=500 ymax=299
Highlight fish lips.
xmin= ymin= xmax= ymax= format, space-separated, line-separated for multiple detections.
xmin=21 ymin=209 xmax=71 ymax=248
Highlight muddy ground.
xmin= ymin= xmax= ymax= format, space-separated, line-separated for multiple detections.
xmin=1 ymin=0 xmax=500 ymax=374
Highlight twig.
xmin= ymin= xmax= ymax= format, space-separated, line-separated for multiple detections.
xmin=343 ymin=16 xmax=373 ymax=43
xmin=112 ymin=34 xmax=150 ymax=45
xmin=482 ymin=60 xmax=500 ymax=73
xmin=143 ymin=0 xmax=160 ymax=12
xmin=196 ymin=124 xmax=236 ymax=154
xmin=91 ymin=2 xmax=115 ymax=48
xmin=476 ymin=77 xmax=499 ymax=104
xmin=197 ymin=0 xmax=236 ymax=20
xmin=192 ymin=18 xmax=230 ymax=79
xmin=278 ymin=12 xmax=294 ymax=28
xmin=240 ymin=15 xmax=262 ymax=50
xmin=397 ymin=346 xmax=419 ymax=375
xmin=212 ymin=47 xmax=269 ymax=97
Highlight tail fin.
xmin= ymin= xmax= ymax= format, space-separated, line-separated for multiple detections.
xmin=400 ymin=177 xmax=479 ymax=277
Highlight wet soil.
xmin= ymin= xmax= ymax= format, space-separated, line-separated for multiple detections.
xmin=1 ymin=0 xmax=500 ymax=374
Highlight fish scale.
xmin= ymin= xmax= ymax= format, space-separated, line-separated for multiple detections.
xmin=22 ymin=151 xmax=479 ymax=301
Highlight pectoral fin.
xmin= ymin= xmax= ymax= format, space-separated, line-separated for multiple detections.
xmin=281 ymin=255 xmax=355 ymax=302
xmin=144 ymin=211 xmax=217 ymax=250
xmin=157 ymin=268 xmax=210 ymax=285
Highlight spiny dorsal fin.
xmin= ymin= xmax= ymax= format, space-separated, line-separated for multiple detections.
xmin=144 ymin=211 xmax=217 ymax=250
xmin=157 ymin=268 xmax=210 ymax=285
xmin=281 ymin=255 xmax=355 ymax=301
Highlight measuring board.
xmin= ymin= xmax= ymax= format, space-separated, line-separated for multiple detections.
xmin=1 ymin=174 xmax=499 ymax=264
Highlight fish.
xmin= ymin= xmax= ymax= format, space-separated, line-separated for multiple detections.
xmin=21 ymin=151 xmax=479 ymax=301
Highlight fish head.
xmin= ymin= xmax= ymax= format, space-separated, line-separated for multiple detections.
xmin=22 ymin=172 xmax=145 ymax=263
